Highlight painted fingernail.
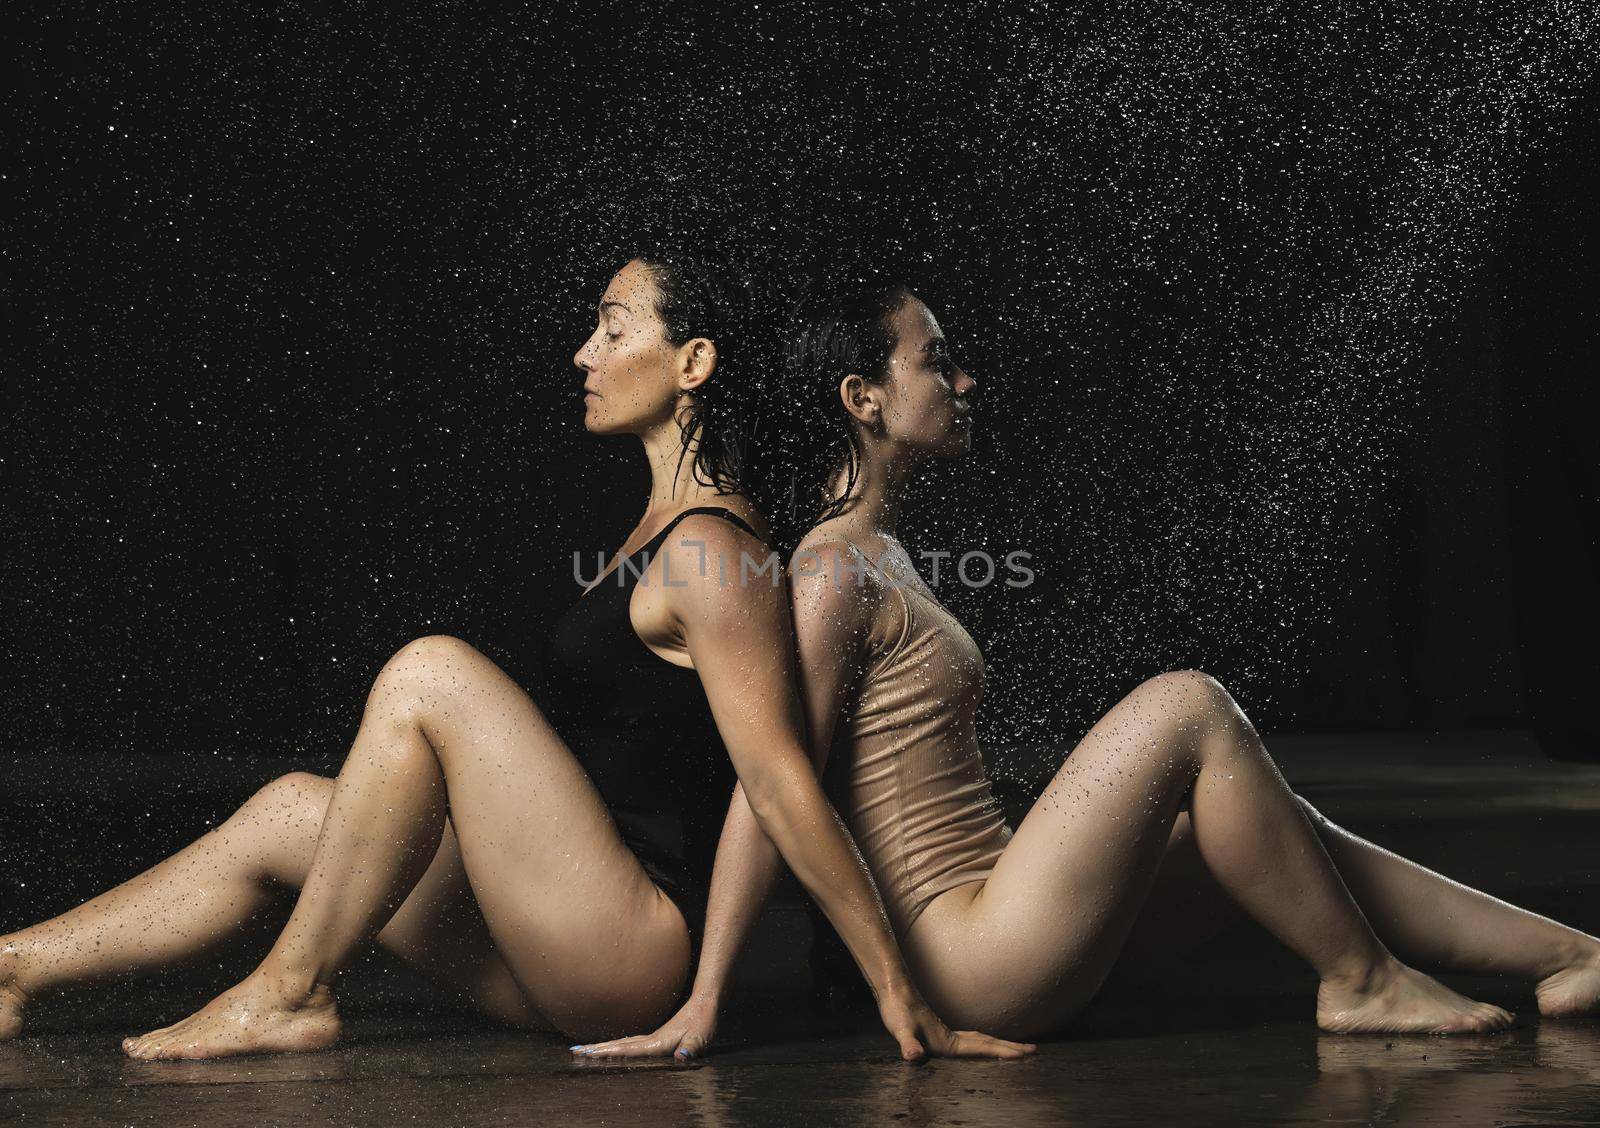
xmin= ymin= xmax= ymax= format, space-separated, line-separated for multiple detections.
xmin=569 ymin=1045 xmax=584 ymax=1053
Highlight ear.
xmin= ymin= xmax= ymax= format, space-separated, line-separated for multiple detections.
xmin=839 ymin=374 xmax=882 ymax=428
xmin=676 ymin=337 xmax=718 ymax=393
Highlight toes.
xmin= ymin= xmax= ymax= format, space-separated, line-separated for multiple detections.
xmin=136 ymin=1032 xmax=180 ymax=1060
xmin=127 ymin=1022 xmax=176 ymax=1051
xmin=1465 ymin=1004 xmax=1512 ymax=1033
xmin=1472 ymin=1002 xmax=1508 ymax=1028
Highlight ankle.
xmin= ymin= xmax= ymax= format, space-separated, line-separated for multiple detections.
xmin=251 ymin=963 xmax=337 ymax=1008
xmin=1322 ymin=952 xmax=1401 ymax=994
xmin=1538 ymin=933 xmax=1600 ymax=980
xmin=0 ymin=942 xmax=37 ymax=1001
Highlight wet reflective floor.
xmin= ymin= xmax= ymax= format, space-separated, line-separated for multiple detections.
xmin=4 ymin=1020 xmax=1600 ymax=1127
xmin=4 ymin=729 xmax=1599 ymax=1126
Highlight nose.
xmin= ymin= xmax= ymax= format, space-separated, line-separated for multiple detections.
xmin=573 ymin=337 xmax=594 ymax=372
xmin=954 ymin=366 xmax=977 ymax=399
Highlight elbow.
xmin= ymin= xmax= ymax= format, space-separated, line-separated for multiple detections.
xmin=740 ymin=762 xmax=804 ymax=841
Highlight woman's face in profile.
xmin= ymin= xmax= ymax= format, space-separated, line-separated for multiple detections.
xmin=875 ymin=296 xmax=977 ymax=460
xmin=572 ymin=259 xmax=685 ymax=436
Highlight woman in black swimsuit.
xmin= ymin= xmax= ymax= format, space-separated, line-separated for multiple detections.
xmin=0 ymin=249 xmax=1031 ymax=1062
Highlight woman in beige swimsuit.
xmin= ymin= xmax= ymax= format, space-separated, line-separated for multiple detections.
xmin=579 ymin=272 xmax=1600 ymax=1057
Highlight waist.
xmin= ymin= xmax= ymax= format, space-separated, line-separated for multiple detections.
xmin=830 ymin=738 xmax=1008 ymax=889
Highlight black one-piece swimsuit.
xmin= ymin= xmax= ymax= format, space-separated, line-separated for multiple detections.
xmin=534 ymin=506 xmax=765 ymax=943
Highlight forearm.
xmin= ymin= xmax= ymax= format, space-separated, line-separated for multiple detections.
xmin=689 ymin=783 xmax=788 ymax=1006
xmin=744 ymin=762 xmax=910 ymax=1000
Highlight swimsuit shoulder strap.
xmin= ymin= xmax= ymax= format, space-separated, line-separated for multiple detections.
xmin=643 ymin=505 xmax=767 ymax=552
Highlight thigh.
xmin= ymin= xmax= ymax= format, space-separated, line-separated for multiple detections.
xmin=905 ymin=671 xmax=1226 ymax=1036
xmin=1103 ymin=810 xmax=1247 ymax=976
xmin=372 ymin=636 xmax=692 ymax=1039
xmin=256 ymin=772 xmax=550 ymax=1031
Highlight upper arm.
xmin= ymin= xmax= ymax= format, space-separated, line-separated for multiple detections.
xmin=786 ymin=541 xmax=875 ymax=770
xmin=661 ymin=519 xmax=813 ymax=794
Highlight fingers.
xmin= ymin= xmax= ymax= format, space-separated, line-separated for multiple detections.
xmin=571 ymin=1029 xmax=715 ymax=1061
xmin=949 ymin=1030 xmax=1037 ymax=1059
xmin=899 ymin=1037 xmax=927 ymax=1062
xmin=570 ymin=1034 xmax=670 ymax=1059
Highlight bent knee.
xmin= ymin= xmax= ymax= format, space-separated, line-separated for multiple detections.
xmin=370 ymin=633 xmax=493 ymax=712
xmin=384 ymin=634 xmax=481 ymax=678
xmin=1135 ymin=669 xmax=1250 ymax=742
xmin=229 ymin=772 xmax=334 ymax=886
xmin=244 ymin=771 xmax=334 ymax=822
xmin=1142 ymin=668 xmax=1232 ymax=706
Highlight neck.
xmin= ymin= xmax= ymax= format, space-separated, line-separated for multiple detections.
xmin=827 ymin=442 xmax=915 ymax=536
xmin=638 ymin=409 xmax=729 ymax=514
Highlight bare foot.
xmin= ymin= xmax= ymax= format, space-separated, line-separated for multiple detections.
xmin=1536 ymin=943 xmax=1600 ymax=1018
xmin=121 ymin=971 xmax=342 ymax=1060
xmin=0 ymin=946 xmax=29 ymax=1041
xmin=1317 ymin=959 xmax=1514 ymax=1035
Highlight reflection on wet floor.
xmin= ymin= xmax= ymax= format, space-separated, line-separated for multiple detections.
xmin=4 ymin=731 xmax=1599 ymax=1125
xmin=4 ymin=1019 xmax=1599 ymax=1126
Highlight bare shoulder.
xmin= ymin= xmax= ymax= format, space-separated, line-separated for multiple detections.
xmin=658 ymin=512 xmax=788 ymax=623
xmin=786 ymin=536 xmax=883 ymax=634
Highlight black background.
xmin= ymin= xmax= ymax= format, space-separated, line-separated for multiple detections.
xmin=7 ymin=3 xmax=1598 ymax=800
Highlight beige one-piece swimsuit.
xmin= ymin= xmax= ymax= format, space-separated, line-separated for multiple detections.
xmin=821 ymin=550 xmax=1013 ymax=937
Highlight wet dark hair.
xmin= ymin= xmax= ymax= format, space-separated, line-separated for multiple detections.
xmin=631 ymin=245 xmax=787 ymax=532
xmin=779 ymin=272 xmax=915 ymax=533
